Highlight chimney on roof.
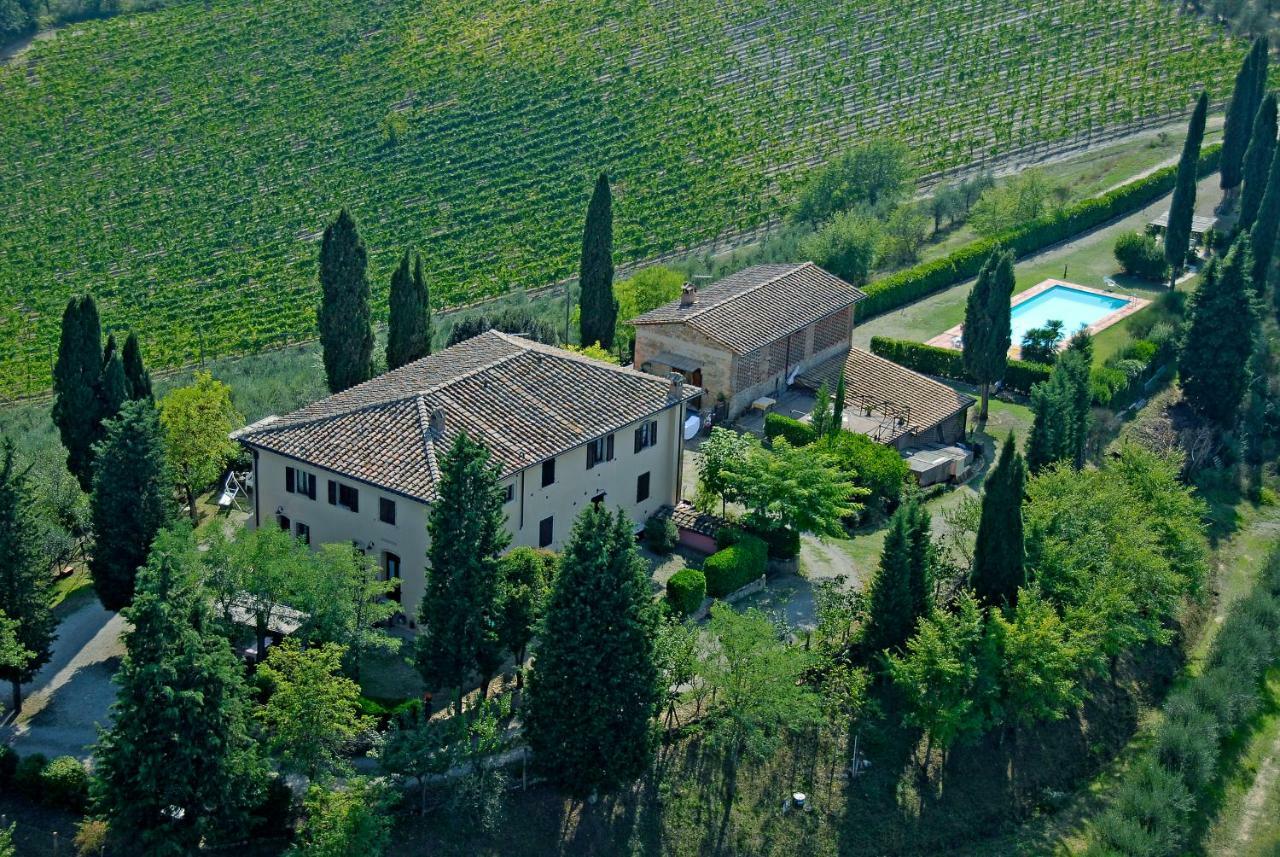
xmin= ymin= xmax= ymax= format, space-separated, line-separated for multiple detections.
xmin=667 ymin=371 xmax=685 ymax=402
xmin=429 ymin=407 xmax=446 ymax=437
xmin=679 ymin=282 xmax=697 ymax=307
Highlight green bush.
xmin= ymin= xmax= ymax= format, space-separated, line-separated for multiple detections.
xmin=645 ymin=514 xmax=679 ymax=555
xmin=13 ymin=752 xmax=47 ymax=800
xmin=764 ymin=412 xmax=817 ymax=447
xmin=748 ymin=525 xmax=801 ymax=560
xmin=800 ymin=209 xmax=881 ymax=286
xmin=1153 ymin=696 xmax=1219 ymax=791
xmin=868 ymin=336 xmax=1051 ymax=394
xmin=0 ymin=746 xmax=15 ymax=785
xmin=1124 ymin=339 xmax=1159 ymax=363
xmin=715 ymin=526 xmax=742 ymax=550
xmin=703 ymin=535 xmax=767 ymax=597
xmin=666 ymin=568 xmax=707 ymax=615
xmin=1113 ymin=231 xmax=1168 ymax=281
xmin=818 ymin=430 xmax=908 ymax=512
xmin=857 ymin=144 xmax=1221 ymax=321
xmin=40 ymin=756 xmax=89 ymax=810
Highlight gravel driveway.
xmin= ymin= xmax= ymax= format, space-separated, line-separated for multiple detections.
xmin=3 ymin=597 xmax=125 ymax=761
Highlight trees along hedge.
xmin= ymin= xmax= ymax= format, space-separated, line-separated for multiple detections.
xmin=158 ymin=371 xmax=242 ymax=522
xmin=962 ymin=249 xmax=1014 ymax=421
xmin=524 ymin=504 xmax=661 ymax=797
xmin=578 ymin=172 xmax=618 ymax=350
xmin=386 ymin=249 xmax=433 ymax=371
xmin=869 ymin=336 xmax=1052 ymax=393
xmin=92 ymin=529 xmax=265 ymax=853
xmin=1250 ymin=137 xmax=1280 ymax=287
xmin=89 ymin=399 xmax=177 ymax=612
xmin=1179 ymin=237 xmax=1260 ymax=429
xmin=416 ymin=432 xmax=509 ymax=712
xmin=52 ymin=295 xmax=105 ymax=492
xmin=0 ymin=440 xmax=55 ymax=714
xmin=971 ymin=434 xmax=1027 ymax=608
xmin=317 ymin=209 xmax=374 ymax=394
xmin=1221 ymin=38 xmax=1268 ymax=198
xmin=1239 ymin=92 xmax=1277 ymax=230
xmin=1165 ymin=92 xmax=1208 ymax=281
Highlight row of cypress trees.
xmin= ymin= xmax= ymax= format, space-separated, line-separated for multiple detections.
xmin=320 ymin=171 xmax=622 ymax=395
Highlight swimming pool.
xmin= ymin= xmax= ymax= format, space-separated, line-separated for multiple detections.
xmin=1009 ymin=284 xmax=1129 ymax=346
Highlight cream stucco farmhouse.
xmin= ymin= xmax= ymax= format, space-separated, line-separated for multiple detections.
xmin=233 ymin=330 xmax=698 ymax=617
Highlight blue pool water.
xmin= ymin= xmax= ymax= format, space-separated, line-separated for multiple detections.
xmin=1009 ymin=285 xmax=1128 ymax=346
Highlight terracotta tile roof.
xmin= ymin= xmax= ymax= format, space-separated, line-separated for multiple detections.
xmin=797 ymin=347 xmax=975 ymax=441
xmin=235 ymin=331 xmax=699 ymax=502
xmin=628 ymin=263 xmax=865 ymax=354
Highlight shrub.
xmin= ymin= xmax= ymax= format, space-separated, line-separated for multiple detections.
xmin=764 ymin=412 xmax=817 ymax=447
xmin=715 ymin=526 xmax=742 ymax=549
xmin=1020 ymin=320 xmax=1065 ymax=365
xmin=748 ymin=525 xmax=801 ymax=560
xmin=1124 ymin=339 xmax=1159 ymax=363
xmin=644 ymin=514 xmax=679 ymax=555
xmin=13 ymin=752 xmax=46 ymax=800
xmin=40 ymin=756 xmax=89 ymax=810
xmin=251 ymin=775 xmax=296 ymax=836
xmin=703 ymin=535 xmax=767 ymax=597
xmin=74 ymin=819 xmax=110 ymax=856
xmin=818 ymin=431 xmax=908 ymax=511
xmin=857 ymin=144 xmax=1221 ymax=321
xmin=1154 ymin=696 xmax=1219 ymax=790
xmin=666 ymin=568 xmax=707 ymax=615
xmin=801 ymin=210 xmax=881 ymax=286
xmin=1114 ymin=231 xmax=1168 ymax=281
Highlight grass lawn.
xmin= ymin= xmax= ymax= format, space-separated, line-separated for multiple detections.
xmin=1202 ymin=669 xmax=1280 ymax=857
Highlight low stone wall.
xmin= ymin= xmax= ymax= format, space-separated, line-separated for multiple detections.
xmin=689 ymin=575 xmax=766 ymax=621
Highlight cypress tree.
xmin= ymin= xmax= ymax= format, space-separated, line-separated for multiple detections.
xmin=971 ymin=434 xmax=1026 ymax=608
xmin=1180 ymin=238 xmax=1260 ymax=428
xmin=863 ymin=504 xmax=918 ymax=654
xmin=317 ymin=209 xmax=374 ymax=393
xmin=578 ymin=172 xmax=617 ymax=350
xmin=89 ymin=399 xmax=177 ymax=611
xmin=415 ymin=432 xmax=509 ymax=714
xmin=93 ymin=530 xmax=264 ymax=852
xmin=1222 ymin=39 xmax=1268 ymax=197
xmin=98 ymin=353 xmax=128 ymax=425
xmin=386 ymin=250 xmax=432 ymax=371
xmin=962 ymin=249 xmax=1014 ymax=421
xmin=831 ymin=371 xmax=847 ymax=435
xmin=1025 ymin=348 xmax=1091 ymax=473
xmin=52 ymin=295 xmax=104 ymax=491
xmin=0 ymin=440 xmax=56 ymax=713
xmin=905 ymin=498 xmax=934 ymax=622
xmin=524 ymin=504 xmax=660 ymax=796
xmin=1251 ymin=137 xmax=1280 ymax=289
xmin=121 ymin=332 xmax=152 ymax=400
xmin=1166 ymin=92 xmax=1209 ymax=282
xmin=1240 ymin=93 xmax=1278 ymax=231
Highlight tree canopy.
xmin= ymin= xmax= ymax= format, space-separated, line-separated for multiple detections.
xmin=962 ymin=249 xmax=1014 ymax=420
xmin=317 ymin=209 xmax=374 ymax=393
xmin=159 ymin=371 xmax=242 ymax=521
xmin=578 ymin=172 xmax=618 ymax=349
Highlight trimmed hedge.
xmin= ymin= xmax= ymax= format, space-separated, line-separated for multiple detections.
xmin=40 ymin=755 xmax=89 ymax=811
xmin=869 ymin=336 xmax=1052 ymax=394
xmin=764 ymin=412 xmax=818 ymax=447
xmin=704 ymin=535 xmax=767 ymax=597
xmin=666 ymin=568 xmax=707 ymax=615
xmin=858 ymin=144 xmax=1222 ymax=321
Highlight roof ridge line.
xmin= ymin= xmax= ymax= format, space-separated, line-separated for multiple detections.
xmin=651 ymin=262 xmax=809 ymax=322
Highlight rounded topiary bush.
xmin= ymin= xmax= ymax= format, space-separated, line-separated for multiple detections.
xmin=40 ymin=755 xmax=89 ymax=810
xmin=666 ymin=568 xmax=706 ymax=615
xmin=704 ymin=535 xmax=767 ymax=597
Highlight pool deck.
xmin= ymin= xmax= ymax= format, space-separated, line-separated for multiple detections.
xmin=924 ymin=278 xmax=1151 ymax=359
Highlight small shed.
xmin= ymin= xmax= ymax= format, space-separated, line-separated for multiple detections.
xmin=654 ymin=501 xmax=730 ymax=554
xmin=906 ymin=445 xmax=974 ymax=487
xmin=1148 ymin=211 xmax=1220 ymax=245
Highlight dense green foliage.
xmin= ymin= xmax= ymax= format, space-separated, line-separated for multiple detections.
xmin=158 ymin=370 xmax=241 ymax=519
xmin=93 ymin=531 xmax=264 ymax=852
xmin=288 ymin=778 xmax=392 ymax=857
xmin=386 ymin=250 xmax=432 ymax=370
xmin=317 ymin=209 xmax=374 ymax=393
xmin=1166 ymin=91 xmax=1208 ymax=274
xmin=864 ymin=497 xmax=935 ymax=653
xmin=721 ymin=437 xmax=863 ymax=539
xmin=0 ymin=0 xmax=1238 ymax=396
xmin=971 ymin=435 xmax=1027 ymax=607
xmin=416 ymin=432 xmax=509 ymax=708
xmin=495 ymin=546 xmax=555 ymax=687
xmin=763 ymin=413 xmax=907 ymax=512
xmin=51 ymin=295 xmax=106 ymax=490
xmin=703 ymin=535 xmax=767 ymax=598
xmin=792 ymin=138 xmax=914 ymax=224
xmin=1179 ymin=238 xmax=1260 ymax=427
xmin=869 ymin=335 xmax=1052 ymax=394
xmin=1251 ymin=131 xmax=1280 ymax=286
xmin=524 ymin=504 xmax=661 ymax=797
xmin=1114 ymin=231 xmax=1168 ymax=281
xmin=857 ymin=143 xmax=1224 ymax=320
xmin=0 ymin=440 xmax=54 ymax=713
xmin=1220 ymin=37 xmax=1267 ymax=193
xmin=1239 ymin=92 xmax=1277 ymax=229
xmin=578 ymin=172 xmax=617 ymax=349
xmin=666 ymin=567 xmax=707 ymax=615
xmin=963 ymin=249 xmax=1014 ymax=418
xmin=1026 ymin=344 xmax=1093 ymax=472
xmin=89 ymin=399 xmax=176 ymax=611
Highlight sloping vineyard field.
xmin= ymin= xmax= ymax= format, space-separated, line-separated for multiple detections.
xmin=0 ymin=0 xmax=1239 ymax=396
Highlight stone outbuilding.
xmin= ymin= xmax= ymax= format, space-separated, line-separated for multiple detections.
xmin=630 ymin=263 xmax=865 ymax=420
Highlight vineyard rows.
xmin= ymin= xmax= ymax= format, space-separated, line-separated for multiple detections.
xmin=0 ymin=0 xmax=1241 ymax=396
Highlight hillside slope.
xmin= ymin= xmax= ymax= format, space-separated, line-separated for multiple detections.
xmin=0 ymin=0 xmax=1239 ymax=395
